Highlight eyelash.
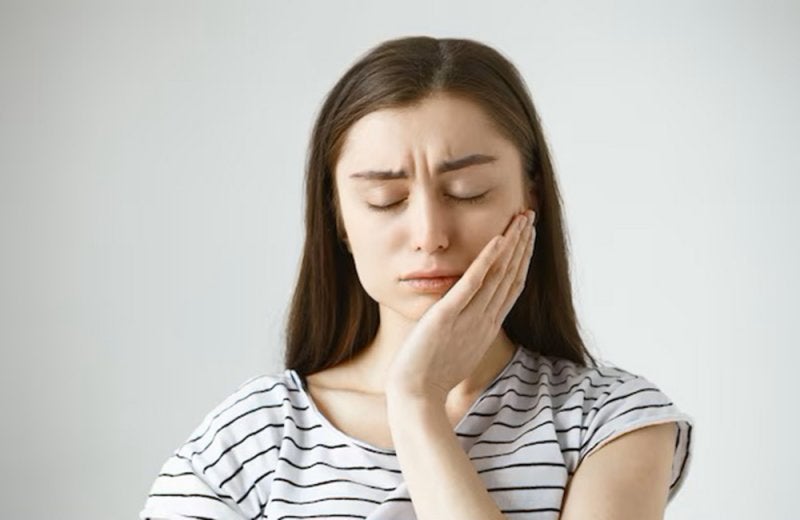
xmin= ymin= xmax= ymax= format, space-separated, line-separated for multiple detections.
xmin=367 ymin=193 xmax=489 ymax=212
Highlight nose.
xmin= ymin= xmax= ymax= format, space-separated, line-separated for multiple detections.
xmin=408 ymin=190 xmax=450 ymax=253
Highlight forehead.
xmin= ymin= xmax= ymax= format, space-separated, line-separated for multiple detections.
xmin=335 ymin=93 xmax=517 ymax=177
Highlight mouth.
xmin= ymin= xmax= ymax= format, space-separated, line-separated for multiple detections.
xmin=400 ymin=276 xmax=461 ymax=292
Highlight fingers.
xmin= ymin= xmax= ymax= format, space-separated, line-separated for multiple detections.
xmin=438 ymin=209 xmax=535 ymax=320
xmin=495 ymin=216 xmax=536 ymax=320
xmin=486 ymin=211 xmax=534 ymax=318
xmin=480 ymin=210 xmax=533 ymax=318
xmin=466 ymin=211 xmax=531 ymax=317
xmin=438 ymin=234 xmax=505 ymax=315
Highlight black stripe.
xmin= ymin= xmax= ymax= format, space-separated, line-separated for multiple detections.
xmin=275 ymin=455 xmax=403 ymax=475
xmin=491 ymin=372 xmax=625 ymax=400
xmin=580 ymin=386 xmax=666 ymax=427
xmin=267 ymin=475 xmax=395 ymax=493
xmin=237 ymin=468 xmax=275 ymax=506
xmin=328 ymin=440 xmax=396 ymax=457
xmin=502 ymin=507 xmax=562 ymax=515
xmin=186 ymin=414 xmax=323 ymax=458
xmin=459 ymin=414 xmax=588 ymax=445
xmin=212 ymin=438 xmax=400 ymax=505
xmin=156 ymin=470 xmax=195 ymax=478
xmin=222 ymin=433 xmax=363 ymax=493
xmin=590 ymin=384 xmax=661 ymax=414
xmin=203 ymin=426 xmax=281 ymax=474
xmin=379 ymin=496 xmax=413 ymax=502
xmin=275 ymin=475 xmax=397 ymax=491
xmin=477 ymin=460 xmax=567 ymax=474
xmin=523 ymin=363 xmax=630 ymax=390
xmin=269 ymin=496 xmax=381 ymax=506
xmin=479 ymin=384 xmax=606 ymax=403
xmin=670 ymin=421 xmax=693 ymax=490
xmin=471 ymin=400 xmax=581 ymax=417
xmin=187 ymin=380 xmax=302 ymax=444
xmin=236 ymin=457 xmax=401 ymax=504
xmin=580 ymin=402 xmax=677 ymax=453
xmin=217 ymin=415 xmax=566 ymax=503
xmin=520 ymin=351 xmax=622 ymax=380
xmin=484 ymin=374 xmax=633 ymax=404
xmin=472 ymin=412 xmax=564 ymax=428
xmin=489 ymin=484 xmax=565 ymax=492
xmin=151 ymin=353 xmax=689 ymax=518
xmin=463 ymin=413 xmax=554 ymax=436
xmin=469 ymin=417 xmax=555 ymax=445
xmin=281 ymin=435 xmax=352 ymax=452
xmin=145 ymin=516 xmax=216 ymax=520
xmin=218 ymin=444 xmax=280 ymax=487
xmin=474 ymin=386 xmax=612 ymax=413
xmin=510 ymin=356 xmax=576 ymax=378
xmin=470 ymin=438 xmax=562 ymax=461
xmin=147 ymin=491 xmax=232 ymax=502
xmin=466 ymin=388 xmax=615 ymax=428
xmin=274 ymin=514 xmax=366 ymax=520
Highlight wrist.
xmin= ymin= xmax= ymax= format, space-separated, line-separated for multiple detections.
xmin=386 ymin=392 xmax=444 ymax=428
xmin=385 ymin=384 xmax=448 ymax=410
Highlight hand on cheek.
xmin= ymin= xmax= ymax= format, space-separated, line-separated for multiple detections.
xmin=385 ymin=209 xmax=537 ymax=402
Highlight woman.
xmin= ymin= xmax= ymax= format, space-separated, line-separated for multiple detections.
xmin=140 ymin=36 xmax=693 ymax=520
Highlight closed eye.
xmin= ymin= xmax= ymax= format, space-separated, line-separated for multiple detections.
xmin=366 ymin=192 xmax=489 ymax=212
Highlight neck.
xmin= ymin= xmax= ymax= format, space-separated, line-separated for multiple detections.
xmin=343 ymin=305 xmax=518 ymax=399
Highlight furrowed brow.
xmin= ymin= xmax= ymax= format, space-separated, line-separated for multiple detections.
xmin=348 ymin=153 xmax=498 ymax=180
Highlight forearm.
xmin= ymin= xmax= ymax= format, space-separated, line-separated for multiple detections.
xmin=386 ymin=393 xmax=505 ymax=520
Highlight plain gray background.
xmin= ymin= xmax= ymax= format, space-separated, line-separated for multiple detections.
xmin=1 ymin=1 xmax=798 ymax=518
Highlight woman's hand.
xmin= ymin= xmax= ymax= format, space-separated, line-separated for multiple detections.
xmin=385 ymin=209 xmax=537 ymax=404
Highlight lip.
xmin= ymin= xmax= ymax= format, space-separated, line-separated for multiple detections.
xmin=401 ymin=276 xmax=461 ymax=293
xmin=400 ymin=269 xmax=464 ymax=280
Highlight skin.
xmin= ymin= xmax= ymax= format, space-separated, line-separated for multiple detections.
xmin=327 ymin=93 xmax=677 ymax=518
xmin=333 ymin=91 xmax=538 ymax=403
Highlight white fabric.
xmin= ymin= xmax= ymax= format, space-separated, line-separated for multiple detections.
xmin=140 ymin=344 xmax=694 ymax=519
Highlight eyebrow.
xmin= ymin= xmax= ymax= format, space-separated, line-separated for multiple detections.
xmin=348 ymin=153 xmax=498 ymax=180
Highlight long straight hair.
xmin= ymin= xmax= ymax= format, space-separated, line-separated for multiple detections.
xmin=284 ymin=36 xmax=598 ymax=377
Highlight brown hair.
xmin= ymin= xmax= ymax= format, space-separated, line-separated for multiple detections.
xmin=283 ymin=36 xmax=598 ymax=376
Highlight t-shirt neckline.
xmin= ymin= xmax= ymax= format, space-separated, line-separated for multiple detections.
xmin=288 ymin=344 xmax=523 ymax=455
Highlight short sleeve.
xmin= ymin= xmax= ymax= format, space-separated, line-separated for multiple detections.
xmin=139 ymin=451 xmax=248 ymax=520
xmin=578 ymin=373 xmax=694 ymax=503
xmin=139 ymin=375 xmax=275 ymax=520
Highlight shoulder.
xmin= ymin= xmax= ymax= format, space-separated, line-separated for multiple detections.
xmin=204 ymin=371 xmax=299 ymax=421
xmin=515 ymin=347 xmax=639 ymax=401
xmin=520 ymin=349 xmax=695 ymax=504
xmin=140 ymin=371 xmax=302 ymax=520
xmin=518 ymin=348 xmax=672 ymax=410
xmin=178 ymin=371 xmax=303 ymax=461
xmin=176 ymin=373 xmax=297 ymax=442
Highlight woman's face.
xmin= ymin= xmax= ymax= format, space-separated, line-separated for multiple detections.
xmin=334 ymin=92 xmax=534 ymax=321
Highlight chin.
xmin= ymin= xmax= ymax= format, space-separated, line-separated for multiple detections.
xmin=372 ymin=296 xmax=438 ymax=323
xmin=402 ymin=295 xmax=445 ymax=321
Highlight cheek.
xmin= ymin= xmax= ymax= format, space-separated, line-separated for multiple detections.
xmin=465 ymin=209 xmax=515 ymax=247
xmin=348 ymin=234 xmax=393 ymax=293
xmin=465 ymin=232 xmax=497 ymax=262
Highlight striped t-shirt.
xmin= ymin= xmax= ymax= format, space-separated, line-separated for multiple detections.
xmin=140 ymin=344 xmax=694 ymax=519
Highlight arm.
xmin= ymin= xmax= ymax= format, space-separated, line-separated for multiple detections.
xmin=560 ymin=422 xmax=677 ymax=520
xmin=386 ymin=392 xmax=505 ymax=520
xmin=381 ymin=211 xmax=535 ymax=519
